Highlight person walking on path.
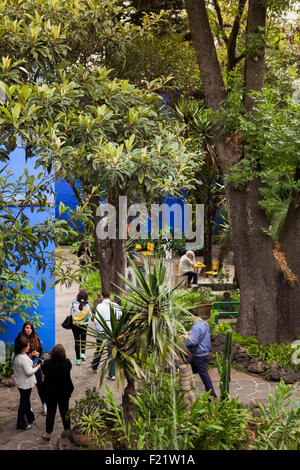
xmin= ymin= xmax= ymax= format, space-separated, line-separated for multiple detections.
xmin=71 ymin=289 xmax=92 ymax=365
xmin=41 ymin=344 xmax=74 ymax=442
xmin=13 ymin=335 xmax=41 ymax=431
xmin=15 ymin=321 xmax=47 ymax=416
xmin=179 ymin=250 xmax=198 ymax=287
xmin=92 ymin=290 xmax=121 ymax=379
xmin=184 ymin=317 xmax=217 ymax=399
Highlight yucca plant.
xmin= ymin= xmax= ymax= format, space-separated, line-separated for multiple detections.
xmin=117 ymin=255 xmax=190 ymax=368
xmin=87 ymin=256 xmax=191 ymax=428
xmin=86 ymin=304 xmax=142 ymax=425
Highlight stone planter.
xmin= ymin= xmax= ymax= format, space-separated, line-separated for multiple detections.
xmin=71 ymin=431 xmax=95 ymax=448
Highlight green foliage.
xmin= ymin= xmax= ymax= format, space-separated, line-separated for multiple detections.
xmin=0 ymin=273 xmax=43 ymax=334
xmin=212 ymin=322 xmax=300 ymax=370
xmin=77 ymin=411 xmax=108 ymax=449
xmin=107 ymin=28 xmax=202 ymax=98
xmin=103 ymin=385 xmax=134 ymax=449
xmin=253 ymin=379 xmax=300 ymax=450
xmin=216 ymin=329 xmax=233 ymax=401
xmin=118 ymin=256 xmax=189 ymax=367
xmin=0 ymin=342 xmax=13 ymax=378
xmin=176 ymin=288 xmax=214 ymax=309
xmin=82 ymin=269 xmax=101 ymax=309
xmin=68 ymin=387 xmax=108 ymax=433
xmin=103 ymin=371 xmax=250 ymax=450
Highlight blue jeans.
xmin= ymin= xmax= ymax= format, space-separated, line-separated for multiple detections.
xmin=189 ymin=355 xmax=217 ymax=397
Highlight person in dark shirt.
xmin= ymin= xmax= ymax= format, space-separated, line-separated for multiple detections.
xmin=15 ymin=322 xmax=47 ymax=416
xmin=77 ymin=240 xmax=91 ymax=282
xmin=41 ymin=344 xmax=74 ymax=441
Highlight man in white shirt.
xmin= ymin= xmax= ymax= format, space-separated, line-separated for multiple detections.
xmin=91 ymin=291 xmax=121 ymax=379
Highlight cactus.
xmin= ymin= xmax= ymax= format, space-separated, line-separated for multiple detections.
xmin=216 ymin=329 xmax=232 ymax=401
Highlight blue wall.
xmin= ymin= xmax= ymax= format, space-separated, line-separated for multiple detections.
xmin=0 ymin=148 xmax=56 ymax=352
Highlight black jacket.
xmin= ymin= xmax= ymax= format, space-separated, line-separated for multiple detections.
xmin=42 ymin=358 xmax=74 ymax=398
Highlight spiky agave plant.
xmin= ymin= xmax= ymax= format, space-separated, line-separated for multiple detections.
xmin=117 ymin=255 xmax=190 ymax=369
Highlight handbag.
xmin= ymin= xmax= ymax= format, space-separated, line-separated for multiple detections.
xmin=61 ymin=315 xmax=73 ymax=330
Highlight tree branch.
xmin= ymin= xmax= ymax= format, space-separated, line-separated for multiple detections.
xmin=244 ymin=0 xmax=267 ymax=110
xmin=227 ymin=0 xmax=247 ymax=71
xmin=69 ymin=181 xmax=83 ymax=206
xmin=185 ymin=0 xmax=226 ymax=111
xmin=212 ymin=0 xmax=228 ymax=43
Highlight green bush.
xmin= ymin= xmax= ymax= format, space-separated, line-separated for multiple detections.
xmin=68 ymin=387 xmax=108 ymax=432
xmin=82 ymin=269 xmax=101 ymax=308
xmin=253 ymin=380 xmax=300 ymax=450
xmin=103 ymin=372 xmax=250 ymax=450
xmin=0 ymin=343 xmax=13 ymax=378
xmin=211 ymin=322 xmax=300 ymax=370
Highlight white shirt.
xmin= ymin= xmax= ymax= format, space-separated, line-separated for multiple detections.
xmin=94 ymin=299 xmax=122 ymax=333
xmin=179 ymin=254 xmax=194 ymax=274
xmin=13 ymin=353 xmax=37 ymax=389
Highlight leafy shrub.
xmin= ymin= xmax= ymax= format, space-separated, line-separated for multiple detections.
xmin=0 ymin=343 xmax=13 ymax=378
xmin=210 ymin=322 xmax=300 ymax=370
xmin=103 ymin=372 xmax=250 ymax=450
xmin=68 ymin=387 xmax=108 ymax=433
xmin=82 ymin=270 xmax=101 ymax=308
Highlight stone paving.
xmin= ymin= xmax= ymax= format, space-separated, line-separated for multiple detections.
xmin=1 ymin=250 xmax=300 ymax=450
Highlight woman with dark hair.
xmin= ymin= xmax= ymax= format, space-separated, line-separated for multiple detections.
xmin=77 ymin=240 xmax=91 ymax=282
xmin=41 ymin=344 xmax=74 ymax=442
xmin=70 ymin=289 xmax=91 ymax=365
xmin=13 ymin=335 xmax=41 ymax=430
xmin=15 ymin=322 xmax=47 ymax=416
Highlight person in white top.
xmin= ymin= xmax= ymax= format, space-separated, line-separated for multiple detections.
xmin=13 ymin=335 xmax=41 ymax=430
xmin=179 ymin=250 xmax=198 ymax=287
xmin=92 ymin=290 xmax=121 ymax=379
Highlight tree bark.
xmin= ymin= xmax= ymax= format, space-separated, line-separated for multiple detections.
xmin=90 ymin=195 xmax=126 ymax=297
xmin=122 ymin=369 xmax=137 ymax=427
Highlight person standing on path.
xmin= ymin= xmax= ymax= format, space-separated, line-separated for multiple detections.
xmin=184 ymin=317 xmax=217 ymax=399
xmin=15 ymin=321 xmax=47 ymax=416
xmin=13 ymin=335 xmax=41 ymax=430
xmin=91 ymin=290 xmax=121 ymax=379
xmin=77 ymin=240 xmax=91 ymax=282
xmin=41 ymin=344 xmax=74 ymax=442
xmin=71 ymin=289 xmax=92 ymax=365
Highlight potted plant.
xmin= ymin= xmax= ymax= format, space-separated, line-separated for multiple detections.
xmin=176 ymin=288 xmax=214 ymax=319
xmin=68 ymin=387 xmax=111 ymax=448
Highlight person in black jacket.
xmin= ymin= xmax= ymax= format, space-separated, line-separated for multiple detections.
xmin=77 ymin=240 xmax=91 ymax=282
xmin=41 ymin=344 xmax=74 ymax=441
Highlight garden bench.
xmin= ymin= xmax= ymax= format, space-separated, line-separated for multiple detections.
xmin=213 ymin=301 xmax=240 ymax=324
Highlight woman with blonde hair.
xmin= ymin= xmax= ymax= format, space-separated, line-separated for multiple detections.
xmin=41 ymin=344 xmax=74 ymax=442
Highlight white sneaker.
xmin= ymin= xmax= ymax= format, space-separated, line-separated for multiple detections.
xmin=107 ymin=375 xmax=115 ymax=381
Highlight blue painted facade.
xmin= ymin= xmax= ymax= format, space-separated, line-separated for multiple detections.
xmin=0 ymin=148 xmax=55 ymax=352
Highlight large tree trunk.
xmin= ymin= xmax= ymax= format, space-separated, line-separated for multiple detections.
xmin=185 ymin=0 xmax=300 ymax=343
xmin=122 ymin=369 xmax=137 ymax=427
